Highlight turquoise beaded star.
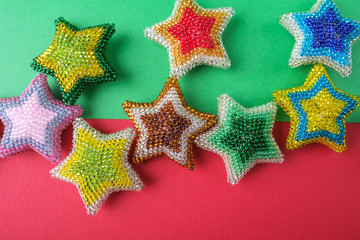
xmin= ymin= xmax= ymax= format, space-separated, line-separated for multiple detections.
xmin=195 ymin=94 xmax=284 ymax=184
xmin=31 ymin=17 xmax=117 ymax=105
xmin=280 ymin=0 xmax=360 ymax=77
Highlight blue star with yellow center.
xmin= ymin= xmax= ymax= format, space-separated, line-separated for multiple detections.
xmin=280 ymin=0 xmax=360 ymax=77
xmin=273 ymin=64 xmax=360 ymax=152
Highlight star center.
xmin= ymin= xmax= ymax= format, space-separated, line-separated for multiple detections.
xmin=5 ymin=91 xmax=58 ymax=145
xmin=301 ymin=89 xmax=347 ymax=134
xmin=168 ymin=7 xmax=215 ymax=54
xmin=141 ymin=101 xmax=191 ymax=153
xmin=305 ymin=8 xmax=355 ymax=53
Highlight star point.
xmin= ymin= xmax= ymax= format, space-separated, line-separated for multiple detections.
xmin=273 ymin=64 xmax=360 ymax=152
xmin=0 ymin=73 xmax=83 ymax=162
xmin=144 ymin=0 xmax=234 ymax=78
xmin=280 ymin=0 xmax=360 ymax=77
xmin=195 ymin=94 xmax=284 ymax=184
xmin=50 ymin=118 xmax=143 ymax=215
xmin=31 ymin=17 xmax=117 ymax=105
xmin=123 ymin=77 xmax=216 ymax=170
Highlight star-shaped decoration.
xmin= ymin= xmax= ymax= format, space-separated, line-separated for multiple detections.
xmin=0 ymin=73 xmax=83 ymax=163
xmin=50 ymin=118 xmax=143 ymax=215
xmin=144 ymin=0 xmax=234 ymax=78
xmin=31 ymin=17 xmax=117 ymax=105
xmin=280 ymin=0 xmax=360 ymax=77
xmin=273 ymin=64 xmax=360 ymax=152
xmin=123 ymin=77 xmax=217 ymax=170
xmin=195 ymin=94 xmax=283 ymax=184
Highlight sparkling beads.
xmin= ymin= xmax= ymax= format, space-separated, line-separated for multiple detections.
xmin=123 ymin=77 xmax=217 ymax=170
xmin=273 ymin=64 xmax=360 ymax=152
xmin=280 ymin=0 xmax=360 ymax=77
xmin=31 ymin=17 xmax=117 ymax=105
xmin=50 ymin=118 xmax=143 ymax=215
xmin=195 ymin=94 xmax=283 ymax=184
xmin=0 ymin=73 xmax=83 ymax=163
xmin=144 ymin=0 xmax=234 ymax=78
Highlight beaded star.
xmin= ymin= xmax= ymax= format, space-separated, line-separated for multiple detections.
xmin=0 ymin=73 xmax=83 ymax=163
xmin=50 ymin=118 xmax=143 ymax=215
xmin=144 ymin=0 xmax=234 ymax=78
xmin=123 ymin=77 xmax=216 ymax=170
xmin=31 ymin=17 xmax=117 ymax=105
xmin=280 ymin=0 xmax=360 ymax=77
xmin=273 ymin=64 xmax=360 ymax=152
xmin=195 ymin=94 xmax=283 ymax=184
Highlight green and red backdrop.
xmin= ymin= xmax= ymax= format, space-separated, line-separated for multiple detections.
xmin=0 ymin=0 xmax=359 ymax=239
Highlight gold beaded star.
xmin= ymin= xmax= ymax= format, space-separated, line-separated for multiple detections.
xmin=50 ymin=118 xmax=143 ymax=215
xmin=273 ymin=64 xmax=360 ymax=152
xmin=123 ymin=77 xmax=216 ymax=170
xmin=32 ymin=17 xmax=117 ymax=105
xmin=144 ymin=0 xmax=234 ymax=78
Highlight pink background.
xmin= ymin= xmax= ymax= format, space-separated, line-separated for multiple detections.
xmin=1 ymin=119 xmax=359 ymax=239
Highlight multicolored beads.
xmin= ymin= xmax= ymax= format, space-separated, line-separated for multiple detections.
xmin=273 ymin=64 xmax=360 ymax=152
xmin=0 ymin=73 xmax=83 ymax=163
xmin=50 ymin=118 xmax=143 ymax=215
xmin=31 ymin=17 xmax=117 ymax=105
xmin=123 ymin=77 xmax=217 ymax=170
xmin=196 ymin=94 xmax=283 ymax=184
xmin=144 ymin=0 xmax=234 ymax=78
xmin=280 ymin=0 xmax=360 ymax=77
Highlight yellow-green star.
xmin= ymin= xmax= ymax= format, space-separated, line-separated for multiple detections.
xmin=273 ymin=64 xmax=360 ymax=152
xmin=50 ymin=118 xmax=143 ymax=215
xmin=32 ymin=17 xmax=117 ymax=105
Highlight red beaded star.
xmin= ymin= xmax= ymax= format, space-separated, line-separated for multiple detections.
xmin=145 ymin=0 xmax=234 ymax=78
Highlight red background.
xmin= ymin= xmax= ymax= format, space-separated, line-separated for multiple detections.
xmin=0 ymin=119 xmax=359 ymax=239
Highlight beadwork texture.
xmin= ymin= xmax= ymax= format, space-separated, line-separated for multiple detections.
xmin=273 ymin=64 xmax=360 ymax=152
xmin=31 ymin=17 xmax=117 ymax=105
xmin=195 ymin=94 xmax=283 ymax=184
xmin=0 ymin=73 xmax=82 ymax=162
xmin=123 ymin=77 xmax=216 ymax=170
xmin=50 ymin=118 xmax=143 ymax=215
xmin=144 ymin=0 xmax=234 ymax=79
xmin=280 ymin=0 xmax=360 ymax=77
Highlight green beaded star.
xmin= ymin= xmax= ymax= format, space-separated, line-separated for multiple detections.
xmin=31 ymin=17 xmax=117 ymax=105
xmin=195 ymin=94 xmax=284 ymax=184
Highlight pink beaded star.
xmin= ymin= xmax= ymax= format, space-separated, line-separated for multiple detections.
xmin=0 ymin=73 xmax=83 ymax=163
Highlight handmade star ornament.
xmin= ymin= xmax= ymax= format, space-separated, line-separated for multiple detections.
xmin=280 ymin=0 xmax=360 ymax=77
xmin=0 ymin=73 xmax=83 ymax=163
xmin=273 ymin=64 xmax=360 ymax=152
xmin=31 ymin=17 xmax=117 ymax=105
xmin=123 ymin=77 xmax=216 ymax=170
xmin=144 ymin=0 xmax=234 ymax=78
xmin=195 ymin=94 xmax=283 ymax=184
xmin=50 ymin=118 xmax=143 ymax=215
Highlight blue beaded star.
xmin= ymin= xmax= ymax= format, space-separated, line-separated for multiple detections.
xmin=280 ymin=0 xmax=360 ymax=77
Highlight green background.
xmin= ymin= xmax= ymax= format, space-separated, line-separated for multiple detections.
xmin=0 ymin=0 xmax=359 ymax=121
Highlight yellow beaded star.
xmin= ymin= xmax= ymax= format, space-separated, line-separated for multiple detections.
xmin=50 ymin=118 xmax=143 ymax=215
xmin=32 ymin=17 xmax=117 ymax=105
xmin=273 ymin=64 xmax=360 ymax=152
